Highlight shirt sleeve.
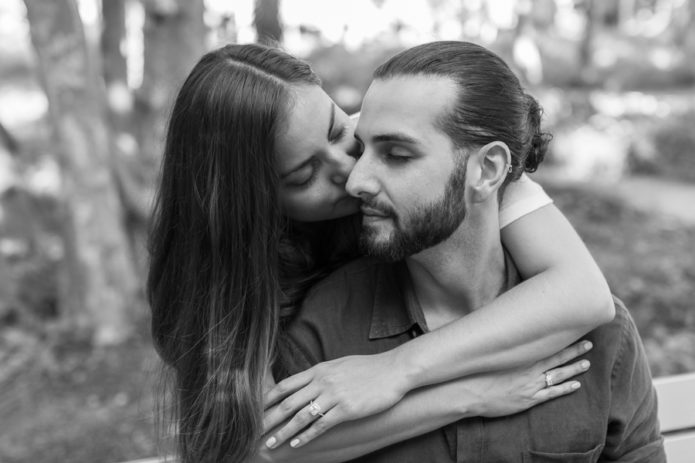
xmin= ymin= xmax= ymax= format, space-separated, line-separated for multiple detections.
xmin=601 ymin=299 xmax=666 ymax=462
xmin=499 ymin=174 xmax=553 ymax=229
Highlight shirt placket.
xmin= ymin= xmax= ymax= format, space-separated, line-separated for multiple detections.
xmin=456 ymin=417 xmax=484 ymax=463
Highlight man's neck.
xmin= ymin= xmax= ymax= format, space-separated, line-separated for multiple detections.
xmin=404 ymin=210 xmax=506 ymax=330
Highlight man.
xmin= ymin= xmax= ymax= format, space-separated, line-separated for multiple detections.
xmin=286 ymin=41 xmax=665 ymax=462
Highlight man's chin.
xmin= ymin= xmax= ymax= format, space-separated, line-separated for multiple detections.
xmin=359 ymin=233 xmax=403 ymax=262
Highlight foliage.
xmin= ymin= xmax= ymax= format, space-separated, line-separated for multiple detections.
xmin=546 ymin=184 xmax=695 ymax=376
xmin=628 ymin=112 xmax=695 ymax=183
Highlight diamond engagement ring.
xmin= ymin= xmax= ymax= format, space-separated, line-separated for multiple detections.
xmin=545 ymin=372 xmax=554 ymax=388
xmin=308 ymin=400 xmax=325 ymax=417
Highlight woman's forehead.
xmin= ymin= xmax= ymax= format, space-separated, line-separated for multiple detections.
xmin=274 ymin=84 xmax=333 ymax=171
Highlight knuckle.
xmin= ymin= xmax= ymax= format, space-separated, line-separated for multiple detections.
xmin=279 ymin=398 xmax=296 ymax=414
xmin=340 ymin=402 xmax=355 ymax=416
xmin=314 ymin=419 xmax=328 ymax=432
xmin=274 ymin=382 xmax=288 ymax=396
xmin=293 ymin=413 xmax=310 ymax=428
xmin=319 ymin=375 xmax=337 ymax=388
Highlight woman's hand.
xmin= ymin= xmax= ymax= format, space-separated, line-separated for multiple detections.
xmin=263 ymin=340 xmax=592 ymax=450
xmin=263 ymin=350 xmax=409 ymax=449
xmin=461 ymin=340 xmax=592 ymax=418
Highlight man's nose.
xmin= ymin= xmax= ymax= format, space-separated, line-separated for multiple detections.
xmin=345 ymin=152 xmax=377 ymax=200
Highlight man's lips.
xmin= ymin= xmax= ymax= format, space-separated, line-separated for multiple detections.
xmin=360 ymin=205 xmax=389 ymax=217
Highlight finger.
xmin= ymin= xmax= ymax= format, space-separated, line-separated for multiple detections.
xmin=288 ymin=409 xmax=337 ymax=449
xmin=545 ymin=359 xmax=591 ymax=386
xmin=266 ymin=399 xmax=335 ymax=449
xmin=264 ymin=370 xmax=313 ymax=409
xmin=537 ymin=340 xmax=592 ymax=372
xmin=532 ymin=379 xmax=582 ymax=403
xmin=263 ymin=385 xmax=319 ymax=434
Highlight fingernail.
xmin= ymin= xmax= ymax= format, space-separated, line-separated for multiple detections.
xmin=290 ymin=439 xmax=300 ymax=448
xmin=583 ymin=341 xmax=593 ymax=350
xmin=580 ymin=360 xmax=590 ymax=369
xmin=265 ymin=437 xmax=277 ymax=449
xmin=571 ymin=381 xmax=581 ymax=389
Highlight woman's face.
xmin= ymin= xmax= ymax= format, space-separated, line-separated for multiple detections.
xmin=275 ymin=84 xmax=361 ymax=222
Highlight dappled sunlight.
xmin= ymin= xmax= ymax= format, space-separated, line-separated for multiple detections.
xmin=0 ymin=86 xmax=47 ymax=129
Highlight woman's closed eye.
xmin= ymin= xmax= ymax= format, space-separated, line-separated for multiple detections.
xmin=284 ymin=161 xmax=318 ymax=188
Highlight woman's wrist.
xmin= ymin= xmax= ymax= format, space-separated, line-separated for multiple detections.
xmin=389 ymin=342 xmax=427 ymax=393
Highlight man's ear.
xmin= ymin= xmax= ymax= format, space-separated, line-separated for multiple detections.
xmin=468 ymin=141 xmax=511 ymax=202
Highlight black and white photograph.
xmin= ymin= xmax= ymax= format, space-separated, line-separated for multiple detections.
xmin=0 ymin=0 xmax=694 ymax=462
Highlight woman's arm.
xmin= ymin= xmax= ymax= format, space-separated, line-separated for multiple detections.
xmin=258 ymin=342 xmax=591 ymax=462
xmin=395 ymin=202 xmax=614 ymax=385
xmin=264 ymin=202 xmax=613 ymax=445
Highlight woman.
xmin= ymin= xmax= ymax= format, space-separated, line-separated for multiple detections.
xmin=148 ymin=43 xmax=613 ymax=463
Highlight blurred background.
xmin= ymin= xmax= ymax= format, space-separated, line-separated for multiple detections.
xmin=0 ymin=0 xmax=694 ymax=461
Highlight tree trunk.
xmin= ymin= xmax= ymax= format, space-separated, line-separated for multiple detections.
xmin=102 ymin=0 xmax=128 ymax=92
xmin=122 ymin=0 xmax=205 ymax=281
xmin=578 ymin=0 xmax=598 ymax=85
xmin=137 ymin=0 xmax=205 ymax=168
xmin=101 ymin=0 xmax=150 ymax=278
xmin=254 ymin=0 xmax=283 ymax=45
xmin=23 ymin=0 xmax=139 ymax=345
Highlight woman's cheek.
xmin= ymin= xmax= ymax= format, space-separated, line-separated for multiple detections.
xmin=281 ymin=190 xmax=326 ymax=222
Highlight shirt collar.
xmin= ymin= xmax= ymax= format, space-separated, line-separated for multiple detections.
xmin=368 ymin=248 xmax=520 ymax=341
xmin=369 ymin=261 xmax=425 ymax=339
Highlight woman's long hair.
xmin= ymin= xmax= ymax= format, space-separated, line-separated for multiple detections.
xmin=147 ymin=43 xmax=321 ymax=463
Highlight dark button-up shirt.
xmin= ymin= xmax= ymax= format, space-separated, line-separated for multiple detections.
xmin=285 ymin=257 xmax=666 ymax=462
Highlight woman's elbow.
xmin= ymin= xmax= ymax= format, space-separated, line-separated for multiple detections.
xmin=580 ymin=268 xmax=615 ymax=327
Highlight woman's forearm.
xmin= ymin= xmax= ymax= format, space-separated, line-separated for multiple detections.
xmin=391 ymin=205 xmax=614 ymax=390
xmin=395 ymin=267 xmax=610 ymax=390
xmin=260 ymin=342 xmax=590 ymax=463
xmin=260 ymin=382 xmax=464 ymax=463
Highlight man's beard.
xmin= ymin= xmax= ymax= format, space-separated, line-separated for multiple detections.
xmin=359 ymin=159 xmax=468 ymax=262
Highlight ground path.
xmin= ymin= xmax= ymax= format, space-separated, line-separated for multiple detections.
xmin=536 ymin=170 xmax=695 ymax=226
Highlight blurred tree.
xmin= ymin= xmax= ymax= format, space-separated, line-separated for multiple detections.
xmin=23 ymin=0 xmax=139 ymax=345
xmin=101 ymin=0 xmax=148 ymax=276
xmin=578 ymin=0 xmax=598 ymax=84
xmin=254 ymin=0 xmax=283 ymax=45
xmin=137 ymin=0 xmax=205 ymax=189
xmin=112 ymin=0 xmax=206 ymax=278
xmin=102 ymin=0 xmax=128 ymax=96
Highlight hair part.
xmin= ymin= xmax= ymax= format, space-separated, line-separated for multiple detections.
xmin=148 ymin=43 xmax=320 ymax=463
xmin=374 ymin=41 xmax=552 ymax=188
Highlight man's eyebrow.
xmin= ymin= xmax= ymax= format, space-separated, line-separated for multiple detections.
xmin=356 ymin=132 xmax=419 ymax=145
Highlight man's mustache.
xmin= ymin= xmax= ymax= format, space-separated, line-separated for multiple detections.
xmin=360 ymin=198 xmax=396 ymax=218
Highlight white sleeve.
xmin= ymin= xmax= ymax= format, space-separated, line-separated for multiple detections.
xmin=499 ymin=174 xmax=553 ymax=229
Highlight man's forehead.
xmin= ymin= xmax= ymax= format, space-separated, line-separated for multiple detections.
xmin=357 ymin=75 xmax=457 ymax=137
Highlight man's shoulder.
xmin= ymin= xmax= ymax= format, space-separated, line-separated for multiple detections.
xmin=589 ymin=295 xmax=640 ymax=353
xmin=584 ymin=294 xmax=653 ymax=386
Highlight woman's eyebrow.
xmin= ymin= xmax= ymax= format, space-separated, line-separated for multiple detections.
xmin=327 ymin=102 xmax=336 ymax=139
